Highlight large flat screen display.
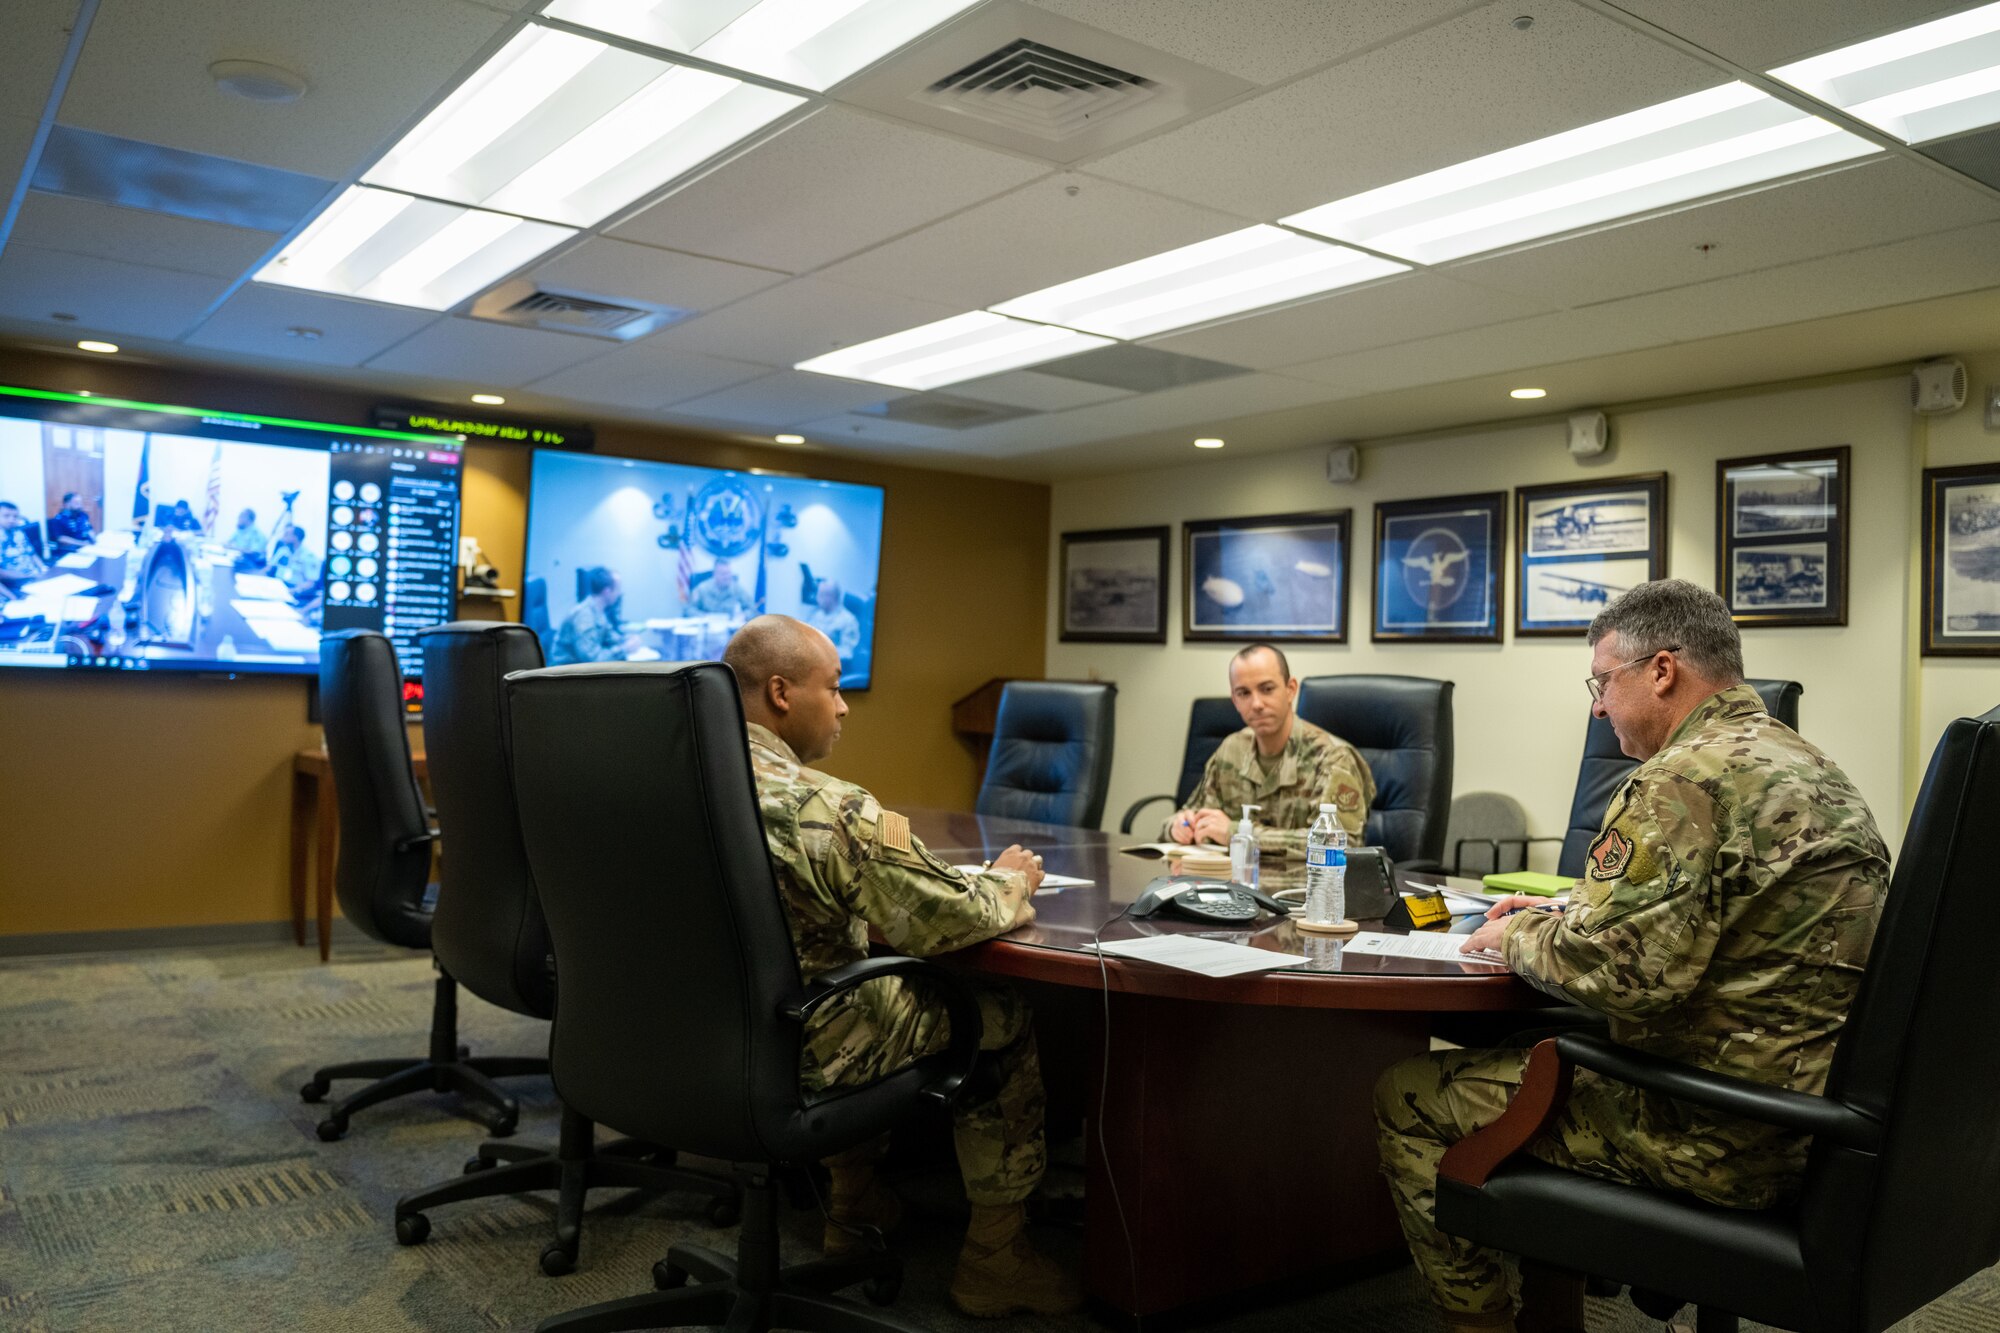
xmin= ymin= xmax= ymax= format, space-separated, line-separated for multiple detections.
xmin=0 ymin=385 xmax=463 ymax=676
xmin=525 ymin=450 xmax=885 ymax=689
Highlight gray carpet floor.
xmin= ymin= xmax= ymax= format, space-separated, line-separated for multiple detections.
xmin=1 ymin=940 xmax=1995 ymax=1333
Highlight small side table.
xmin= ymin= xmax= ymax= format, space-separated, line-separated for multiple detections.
xmin=291 ymin=747 xmax=427 ymax=961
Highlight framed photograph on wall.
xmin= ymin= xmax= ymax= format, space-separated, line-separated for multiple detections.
xmin=1059 ymin=525 xmax=1169 ymax=644
xmin=1183 ymin=509 xmax=1351 ymax=643
xmin=1371 ymin=491 xmax=1505 ymax=643
xmin=1922 ymin=462 xmax=2000 ymax=656
xmin=1514 ymin=473 xmax=1668 ymax=636
xmin=1715 ymin=447 xmax=1849 ymax=627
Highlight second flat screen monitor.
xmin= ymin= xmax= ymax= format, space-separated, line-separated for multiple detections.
xmin=524 ymin=451 xmax=885 ymax=689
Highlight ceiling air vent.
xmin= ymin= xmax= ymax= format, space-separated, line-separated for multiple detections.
xmin=469 ymin=280 xmax=690 ymax=342
xmin=917 ymin=39 xmax=1155 ymax=141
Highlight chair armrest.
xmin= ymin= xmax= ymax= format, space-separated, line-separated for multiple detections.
xmin=1120 ymin=793 xmax=1174 ymax=835
xmin=780 ymin=956 xmax=982 ymax=1106
xmin=395 ymin=830 xmax=440 ymax=853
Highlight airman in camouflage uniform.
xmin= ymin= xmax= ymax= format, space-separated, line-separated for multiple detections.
xmin=1374 ymin=581 xmax=1889 ymax=1330
xmin=1167 ymin=642 xmax=1375 ymax=850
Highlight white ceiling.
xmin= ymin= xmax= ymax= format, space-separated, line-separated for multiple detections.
xmin=0 ymin=0 xmax=1997 ymax=483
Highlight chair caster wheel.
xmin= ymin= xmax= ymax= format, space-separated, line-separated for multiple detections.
xmin=395 ymin=1213 xmax=430 ymax=1246
xmin=706 ymin=1196 xmax=740 ymax=1227
xmin=540 ymin=1245 xmax=575 ymax=1277
xmin=315 ymin=1116 xmax=347 ymax=1142
xmin=653 ymin=1260 xmax=688 ymax=1290
xmin=463 ymin=1155 xmax=495 ymax=1175
xmin=863 ymin=1272 xmax=901 ymax=1306
xmin=485 ymin=1112 xmax=518 ymax=1139
xmin=299 ymin=1079 xmax=328 ymax=1104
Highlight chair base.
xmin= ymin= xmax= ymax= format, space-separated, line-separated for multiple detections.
xmin=300 ymin=969 xmax=544 ymax=1140
xmin=537 ymin=1167 xmax=919 ymax=1333
xmin=395 ymin=1106 xmax=740 ymax=1274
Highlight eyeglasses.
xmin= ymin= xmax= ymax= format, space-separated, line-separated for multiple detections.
xmin=1585 ymin=646 xmax=1679 ymax=701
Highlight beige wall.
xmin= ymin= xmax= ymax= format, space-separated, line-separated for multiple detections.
xmin=0 ymin=349 xmax=1048 ymax=938
xmin=1047 ymin=358 xmax=2000 ymax=861
xmin=1916 ymin=348 xmax=2000 ymax=781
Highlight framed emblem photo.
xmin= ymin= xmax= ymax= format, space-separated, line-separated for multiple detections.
xmin=1183 ymin=509 xmax=1351 ymax=643
xmin=1715 ymin=447 xmax=1849 ymax=628
xmin=1058 ymin=526 xmax=1169 ymax=644
xmin=1371 ymin=491 xmax=1505 ymax=643
xmin=1922 ymin=462 xmax=2000 ymax=657
xmin=1514 ymin=473 xmax=1668 ymax=636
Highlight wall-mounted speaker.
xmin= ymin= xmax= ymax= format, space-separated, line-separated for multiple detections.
xmin=1567 ymin=410 xmax=1608 ymax=459
xmin=1911 ymin=359 xmax=1967 ymax=415
xmin=1326 ymin=442 xmax=1360 ymax=483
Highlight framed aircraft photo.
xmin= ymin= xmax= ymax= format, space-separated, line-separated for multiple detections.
xmin=1183 ymin=509 xmax=1351 ymax=643
xmin=1371 ymin=491 xmax=1505 ymax=643
xmin=1715 ymin=446 xmax=1849 ymax=628
xmin=1514 ymin=474 xmax=1668 ymax=636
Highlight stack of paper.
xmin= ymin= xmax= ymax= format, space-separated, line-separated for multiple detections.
xmin=1344 ymin=931 xmax=1505 ymax=965
xmin=1090 ymin=935 xmax=1304 ymax=977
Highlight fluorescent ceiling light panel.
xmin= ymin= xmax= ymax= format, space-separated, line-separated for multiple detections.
xmin=796 ymin=312 xmax=1112 ymax=391
xmin=363 ymin=23 xmax=804 ymax=227
xmin=546 ymin=0 xmax=981 ymax=91
xmin=256 ymin=185 xmax=575 ymax=311
xmin=1282 ymin=83 xmax=1878 ymax=265
xmin=1770 ymin=1 xmax=2000 ymax=143
xmin=991 ymin=225 xmax=1409 ymax=340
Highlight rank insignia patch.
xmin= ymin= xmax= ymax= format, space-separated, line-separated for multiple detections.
xmin=1587 ymin=826 xmax=1633 ymax=881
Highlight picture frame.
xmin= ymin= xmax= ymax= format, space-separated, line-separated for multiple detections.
xmin=1921 ymin=462 xmax=2000 ymax=657
xmin=1513 ymin=473 xmax=1668 ymax=636
xmin=1058 ymin=525 xmax=1169 ymax=643
xmin=1182 ymin=509 xmax=1351 ymax=643
xmin=1715 ymin=446 xmax=1849 ymax=628
xmin=1371 ymin=491 xmax=1505 ymax=643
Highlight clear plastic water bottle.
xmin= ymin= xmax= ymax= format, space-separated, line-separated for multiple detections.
xmin=1305 ymin=805 xmax=1348 ymax=925
xmin=1228 ymin=803 xmax=1260 ymax=889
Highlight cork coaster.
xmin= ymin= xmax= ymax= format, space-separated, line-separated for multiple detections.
xmin=1293 ymin=917 xmax=1359 ymax=936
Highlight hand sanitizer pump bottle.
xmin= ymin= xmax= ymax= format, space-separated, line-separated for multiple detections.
xmin=1229 ymin=804 xmax=1260 ymax=888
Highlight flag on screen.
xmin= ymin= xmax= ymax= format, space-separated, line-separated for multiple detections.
xmin=201 ymin=444 xmax=222 ymax=536
xmin=131 ymin=437 xmax=151 ymax=524
xmin=675 ymin=488 xmax=694 ymax=605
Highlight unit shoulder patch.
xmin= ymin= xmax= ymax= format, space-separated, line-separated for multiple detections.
xmin=1587 ymin=826 xmax=1634 ymax=881
xmin=1334 ymin=782 xmax=1363 ymax=813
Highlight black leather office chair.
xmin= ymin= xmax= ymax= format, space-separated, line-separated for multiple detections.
xmin=1117 ymin=696 xmax=1240 ymax=833
xmin=299 ymin=630 xmax=544 ymax=1140
xmin=1435 ymin=703 xmax=2000 ymax=1333
xmin=975 ymin=681 xmax=1117 ymax=828
xmin=1295 ymin=674 xmax=1454 ymax=867
xmin=506 ymin=661 xmax=981 ymax=1333
xmin=522 ymin=576 xmax=552 ymax=655
xmin=389 ymin=622 xmax=733 ymax=1275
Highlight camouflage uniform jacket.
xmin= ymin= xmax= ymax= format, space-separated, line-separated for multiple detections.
xmin=1503 ymin=683 xmax=1889 ymax=1206
xmin=1166 ymin=717 xmax=1375 ymax=854
xmin=745 ymin=722 xmax=1025 ymax=981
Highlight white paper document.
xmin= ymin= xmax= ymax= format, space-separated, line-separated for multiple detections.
xmin=26 ymin=573 xmax=98 ymax=598
xmin=1344 ymin=931 xmax=1506 ymax=966
xmin=953 ymin=865 xmax=1090 ymax=893
xmin=1118 ymin=842 xmax=1222 ymax=857
xmin=232 ymin=598 xmax=301 ymax=622
xmin=251 ymin=620 xmax=322 ymax=653
xmin=56 ymin=552 xmax=94 ymax=568
xmin=1089 ymin=935 xmax=1304 ymax=978
xmin=233 ymin=573 xmax=294 ymax=602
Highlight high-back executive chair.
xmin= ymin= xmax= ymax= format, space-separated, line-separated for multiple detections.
xmin=388 ymin=623 xmax=733 ymax=1276
xmin=1117 ymin=696 xmax=1242 ymax=833
xmin=299 ymin=630 xmax=544 ymax=1140
xmin=507 ymin=661 xmax=981 ymax=1333
xmin=1295 ymin=674 xmax=1455 ymax=868
xmin=1436 ymin=703 xmax=2000 ymax=1333
xmin=975 ymin=680 xmax=1117 ymax=829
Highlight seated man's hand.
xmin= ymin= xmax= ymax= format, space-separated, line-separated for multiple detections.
xmin=1481 ymin=893 xmax=1546 ymax=920
xmin=1458 ymin=914 xmax=1512 ymax=956
xmin=1190 ymin=809 xmax=1232 ymax=845
xmin=990 ymin=844 xmax=1044 ymax=894
xmin=1168 ymin=810 xmax=1199 ymax=844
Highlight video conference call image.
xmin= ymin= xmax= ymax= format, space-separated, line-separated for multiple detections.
xmin=525 ymin=450 xmax=885 ymax=689
xmin=0 ymin=387 xmax=464 ymax=675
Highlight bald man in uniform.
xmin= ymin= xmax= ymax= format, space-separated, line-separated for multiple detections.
xmin=724 ymin=615 xmax=1080 ymax=1317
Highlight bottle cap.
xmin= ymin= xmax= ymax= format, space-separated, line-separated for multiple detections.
xmin=1319 ymin=803 xmax=1337 ymax=812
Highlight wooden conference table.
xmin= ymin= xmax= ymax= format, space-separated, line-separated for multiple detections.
xmin=906 ymin=808 xmax=1549 ymax=1323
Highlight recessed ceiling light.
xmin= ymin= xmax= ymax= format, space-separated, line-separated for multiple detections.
xmin=991 ymin=225 xmax=1408 ymax=341
xmin=1510 ymin=387 xmax=1547 ymax=399
xmin=471 ymin=393 xmax=506 ymax=405
xmin=1194 ymin=437 xmax=1225 ymax=449
xmin=544 ymin=0 xmax=983 ymax=93
xmin=208 ymin=59 xmax=309 ymax=104
xmin=774 ymin=433 xmax=805 ymax=444
xmin=1282 ymin=83 xmax=1877 ymax=264
xmin=1769 ymin=1 xmax=2000 ymax=144
xmin=795 ymin=311 xmax=1112 ymax=391
xmin=77 ymin=340 xmax=119 ymax=354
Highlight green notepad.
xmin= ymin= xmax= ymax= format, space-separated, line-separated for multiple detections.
xmin=1480 ymin=871 xmax=1575 ymax=897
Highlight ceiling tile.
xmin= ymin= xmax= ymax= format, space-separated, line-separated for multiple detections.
xmin=1602 ymin=0 xmax=1973 ymax=71
xmin=935 ymin=370 xmax=1337 ymax=457
xmin=648 ymin=278 xmax=966 ymax=368
xmin=0 ymin=244 xmax=231 ymax=339
xmin=56 ymin=0 xmax=507 ymax=178
xmin=1 ymin=0 xmax=79 ymax=123
xmin=527 ymin=237 xmax=785 ymax=314
xmin=183 ymin=284 xmax=435 ymax=366
xmin=525 ymin=342 xmax=767 ymax=411
xmin=795 ymin=413 xmax=960 ymax=449
xmin=363 ymin=317 xmax=601 ymax=385
xmin=1450 ymin=157 xmax=2000 ymax=308
xmin=816 ymin=174 xmax=1247 ymax=311
xmin=1021 ymin=0 xmax=1480 ymax=85
xmin=1145 ymin=272 xmax=1548 ymax=370
xmin=0 ymin=114 xmax=39 ymax=218
xmin=1282 ymin=308 xmax=1675 ymax=394
xmin=948 ymin=369 xmax=1135 ymax=410
xmin=609 ymin=106 xmax=1048 ymax=274
xmin=664 ymin=370 xmax=894 ymax=427
xmin=9 ymin=192 xmax=277 ymax=279
xmin=1085 ymin=0 xmax=1727 ymax=220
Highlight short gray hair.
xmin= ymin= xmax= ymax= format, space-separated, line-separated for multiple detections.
xmin=1587 ymin=579 xmax=1743 ymax=682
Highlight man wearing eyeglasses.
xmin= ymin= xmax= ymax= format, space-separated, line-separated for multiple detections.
xmin=1374 ymin=579 xmax=1889 ymax=1333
